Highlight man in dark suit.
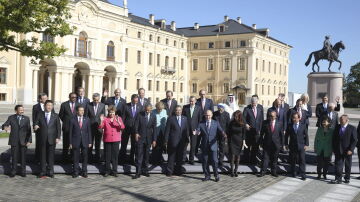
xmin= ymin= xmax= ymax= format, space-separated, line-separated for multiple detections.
xmin=2 ymin=105 xmax=32 ymax=177
xmin=267 ymin=99 xmax=287 ymax=133
xmin=161 ymin=90 xmax=178 ymax=116
xmin=32 ymin=93 xmax=53 ymax=162
xmin=278 ymin=93 xmax=290 ymax=114
xmin=285 ymin=112 xmax=309 ymax=180
xmin=259 ymin=110 xmax=283 ymax=177
xmin=243 ymin=96 xmax=264 ymax=164
xmin=250 ymin=95 xmax=264 ymax=113
xmin=59 ymin=92 xmax=79 ymax=161
xmin=287 ymin=99 xmax=307 ymax=125
xmin=69 ymin=105 xmax=92 ymax=178
xmin=34 ymin=100 xmax=61 ymax=178
xmin=196 ymin=89 xmax=214 ymax=118
xmin=357 ymin=121 xmax=360 ymax=180
xmin=320 ymin=103 xmax=339 ymax=129
xmin=133 ymin=104 xmax=156 ymax=179
xmin=102 ymin=88 xmax=127 ymax=119
xmin=138 ymin=88 xmax=150 ymax=107
xmin=213 ymin=104 xmax=230 ymax=167
xmin=331 ymin=115 xmax=358 ymax=184
xmin=164 ymin=105 xmax=189 ymax=176
xmin=120 ymin=94 xmax=143 ymax=164
xmin=195 ymin=110 xmax=226 ymax=182
xmin=76 ymin=87 xmax=90 ymax=109
xmin=182 ymin=96 xmax=202 ymax=165
xmin=86 ymin=93 xmax=105 ymax=162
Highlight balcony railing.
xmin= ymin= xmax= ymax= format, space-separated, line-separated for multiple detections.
xmin=161 ymin=66 xmax=176 ymax=74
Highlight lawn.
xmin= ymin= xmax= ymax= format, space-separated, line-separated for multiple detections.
xmin=0 ymin=132 xmax=9 ymax=138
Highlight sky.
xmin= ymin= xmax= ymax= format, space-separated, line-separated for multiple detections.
xmin=109 ymin=0 xmax=360 ymax=93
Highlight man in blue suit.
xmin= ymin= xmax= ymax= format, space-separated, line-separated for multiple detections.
xmin=285 ymin=112 xmax=309 ymax=180
xmin=196 ymin=89 xmax=214 ymax=118
xmin=164 ymin=105 xmax=189 ymax=176
xmin=195 ymin=110 xmax=226 ymax=182
xmin=69 ymin=105 xmax=92 ymax=178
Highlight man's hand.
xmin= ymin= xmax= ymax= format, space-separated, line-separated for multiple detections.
xmin=285 ymin=146 xmax=289 ymax=151
xmin=56 ymin=139 xmax=60 ymax=144
xmin=4 ymin=126 xmax=11 ymax=133
xmin=103 ymin=91 xmax=108 ymax=97
xmin=34 ymin=125 xmax=40 ymax=131
xmin=222 ymin=133 xmax=227 ymax=139
xmin=245 ymin=124 xmax=251 ymax=131
xmin=100 ymin=115 xmax=105 ymax=122
xmin=89 ymin=144 xmax=92 ymax=148
xmin=26 ymin=142 xmax=31 ymax=147
xmin=335 ymin=96 xmax=340 ymax=103
xmin=304 ymin=146 xmax=308 ymax=151
xmin=69 ymin=144 xmax=72 ymax=149
xmin=347 ymin=150 xmax=352 ymax=155
xmin=135 ymin=134 xmax=140 ymax=142
xmin=243 ymin=140 xmax=248 ymax=149
xmin=152 ymin=141 xmax=156 ymax=148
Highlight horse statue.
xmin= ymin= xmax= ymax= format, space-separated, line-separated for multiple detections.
xmin=305 ymin=41 xmax=345 ymax=72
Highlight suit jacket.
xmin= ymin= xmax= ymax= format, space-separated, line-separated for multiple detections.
xmin=164 ymin=115 xmax=189 ymax=148
xmin=287 ymin=107 xmax=307 ymax=125
xmin=285 ymin=123 xmax=309 ymax=151
xmin=34 ymin=112 xmax=61 ymax=145
xmin=135 ymin=112 xmax=157 ymax=144
xmin=182 ymin=104 xmax=201 ymax=133
xmin=357 ymin=121 xmax=360 ymax=148
xmin=138 ymin=97 xmax=150 ymax=107
xmin=77 ymin=96 xmax=90 ymax=109
xmin=319 ymin=111 xmax=338 ymax=129
xmin=161 ymin=98 xmax=178 ymax=116
xmin=86 ymin=102 xmax=106 ymax=127
xmin=32 ymin=103 xmax=55 ymax=123
xmin=213 ymin=110 xmax=230 ymax=134
xmin=196 ymin=98 xmax=214 ymax=115
xmin=103 ymin=96 xmax=127 ymax=119
xmin=243 ymin=104 xmax=264 ymax=134
xmin=281 ymin=102 xmax=290 ymax=114
xmin=260 ymin=120 xmax=283 ymax=150
xmin=267 ymin=106 xmax=287 ymax=132
xmin=197 ymin=120 xmax=224 ymax=152
xmin=316 ymin=102 xmax=331 ymax=127
xmin=59 ymin=101 xmax=79 ymax=132
xmin=124 ymin=103 xmax=143 ymax=132
xmin=2 ymin=115 xmax=32 ymax=146
xmin=332 ymin=124 xmax=358 ymax=155
xmin=69 ymin=116 xmax=92 ymax=148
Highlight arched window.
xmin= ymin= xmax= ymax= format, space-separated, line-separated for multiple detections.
xmin=77 ymin=32 xmax=88 ymax=57
xmin=107 ymin=41 xmax=115 ymax=61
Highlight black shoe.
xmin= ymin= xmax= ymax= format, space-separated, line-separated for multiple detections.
xmin=218 ymin=162 xmax=223 ymax=167
xmin=133 ymin=174 xmax=140 ymax=179
xmin=104 ymin=173 xmax=109 ymax=177
xmin=301 ymin=175 xmax=306 ymax=181
xmin=49 ymin=174 xmax=54 ymax=178
xmin=82 ymin=173 xmax=88 ymax=178
xmin=215 ymin=176 xmax=220 ymax=182
xmin=166 ymin=173 xmax=172 ymax=177
xmin=72 ymin=174 xmax=79 ymax=178
xmin=271 ymin=172 xmax=278 ymax=177
xmin=258 ymin=172 xmax=265 ymax=177
xmin=234 ymin=172 xmax=238 ymax=177
xmin=112 ymin=173 xmax=118 ymax=177
xmin=9 ymin=173 xmax=15 ymax=178
xmin=323 ymin=175 xmax=327 ymax=180
xmin=317 ymin=175 xmax=321 ymax=180
xmin=344 ymin=179 xmax=350 ymax=184
xmin=230 ymin=172 xmax=234 ymax=177
xmin=331 ymin=179 xmax=342 ymax=184
xmin=203 ymin=177 xmax=210 ymax=181
xmin=20 ymin=173 xmax=26 ymax=177
xmin=144 ymin=172 xmax=150 ymax=177
xmin=357 ymin=176 xmax=360 ymax=180
xmin=291 ymin=173 xmax=296 ymax=178
xmin=189 ymin=161 xmax=194 ymax=165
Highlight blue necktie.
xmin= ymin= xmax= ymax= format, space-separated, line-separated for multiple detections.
xmin=177 ymin=116 xmax=181 ymax=127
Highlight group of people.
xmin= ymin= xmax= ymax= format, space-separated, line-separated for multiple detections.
xmin=2 ymin=87 xmax=360 ymax=183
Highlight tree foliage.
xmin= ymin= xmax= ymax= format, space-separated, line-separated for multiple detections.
xmin=0 ymin=0 xmax=75 ymax=61
xmin=343 ymin=62 xmax=360 ymax=107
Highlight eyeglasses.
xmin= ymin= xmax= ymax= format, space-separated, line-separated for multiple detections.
xmin=70 ymin=97 xmax=77 ymax=99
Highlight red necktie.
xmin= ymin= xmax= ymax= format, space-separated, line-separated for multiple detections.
xmin=71 ymin=103 xmax=75 ymax=113
xmin=271 ymin=121 xmax=275 ymax=133
xmin=253 ymin=107 xmax=257 ymax=118
xmin=79 ymin=117 xmax=83 ymax=129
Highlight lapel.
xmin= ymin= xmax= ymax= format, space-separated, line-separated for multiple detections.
xmin=48 ymin=113 xmax=55 ymax=126
xmin=249 ymin=106 xmax=256 ymax=119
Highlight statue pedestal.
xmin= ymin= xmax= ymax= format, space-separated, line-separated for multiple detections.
xmin=307 ymin=72 xmax=344 ymax=114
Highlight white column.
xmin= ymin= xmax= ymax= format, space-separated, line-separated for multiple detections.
xmin=54 ymin=71 xmax=61 ymax=103
xmin=116 ymin=76 xmax=120 ymax=89
xmin=61 ymin=72 xmax=69 ymax=101
xmin=39 ymin=71 xmax=44 ymax=93
xmin=88 ymin=74 xmax=94 ymax=97
xmin=108 ymin=76 xmax=112 ymax=93
xmin=48 ymin=72 xmax=53 ymax=100
xmin=69 ymin=72 xmax=74 ymax=93
xmin=32 ymin=69 xmax=39 ymax=102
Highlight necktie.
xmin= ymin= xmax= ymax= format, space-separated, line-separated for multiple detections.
xmin=71 ymin=103 xmax=75 ymax=113
xmin=168 ymin=100 xmax=172 ymax=109
xmin=115 ymin=99 xmax=119 ymax=107
xmin=206 ymin=121 xmax=210 ymax=132
xmin=132 ymin=105 xmax=136 ymax=117
xmin=80 ymin=97 xmax=83 ymax=104
xmin=190 ymin=106 xmax=194 ymax=118
xmin=295 ymin=124 xmax=299 ymax=133
xmin=253 ymin=107 xmax=257 ymax=118
xmin=177 ymin=116 xmax=181 ymax=126
xmin=202 ymin=99 xmax=205 ymax=110
xmin=340 ymin=127 xmax=345 ymax=136
xmin=79 ymin=117 xmax=83 ymax=129
xmin=94 ymin=103 xmax=98 ymax=115
xmin=141 ymin=99 xmax=144 ymax=106
xmin=271 ymin=121 xmax=275 ymax=133
xmin=17 ymin=115 xmax=21 ymax=125
xmin=329 ymin=112 xmax=332 ymax=120
xmin=146 ymin=114 xmax=149 ymax=124
xmin=298 ymin=108 xmax=302 ymax=119
xmin=45 ymin=113 xmax=50 ymax=124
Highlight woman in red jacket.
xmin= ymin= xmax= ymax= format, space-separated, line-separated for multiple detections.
xmin=99 ymin=106 xmax=125 ymax=177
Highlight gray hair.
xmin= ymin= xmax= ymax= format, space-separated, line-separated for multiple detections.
xmin=328 ymin=102 xmax=335 ymax=108
xmin=93 ymin=93 xmax=100 ymax=98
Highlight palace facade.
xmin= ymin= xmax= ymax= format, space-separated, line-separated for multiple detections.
xmin=0 ymin=0 xmax=291 ymax=107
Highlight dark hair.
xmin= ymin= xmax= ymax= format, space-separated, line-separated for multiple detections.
xmin=138 ymin=88 xmax=145 ymax=93
xmin=76 ymin=105 xmax=85 ymax=111
xmin=232 ymin=110 xmax=244 ymax=126
xmin=292 ymin=112 xmax=300 ymax=119
xmin=69 ymin=92 xmax=77 ymax=98
xmin=44 ymin=100 xmax=54 ymax=106
xmin=268 ymin=109 xmax=277 ymax=120
xmin=296 ymin=99 xmax=302 ymax=104
xmin=144 ymin=103 xmax=152 ymax=109
xmin=252 ymin=94 xmax=259 ymax=99
xmin=131 ymin=94 xmax=139 ymax=100
xmin=38 ymin=93 xmax=47 ymax=100
xmin=166 ymin=90 xmax=173 ymax=96
xmin=108 ymin=105 xmax=116 ymax=113
xmin=321 ymin=115 xmax=331 ymax=126
xmin=272 ymin=99 xmax=279 ymax=107
xmin=14 ymin=105 xmax=23 ymax=111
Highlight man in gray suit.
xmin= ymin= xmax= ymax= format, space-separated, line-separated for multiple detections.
xmin=320 ymin=103 xmax=339 ymax=129
xmin=195 ymin=110 xmax=227 ymax=182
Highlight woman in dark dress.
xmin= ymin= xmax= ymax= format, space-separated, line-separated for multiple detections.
xmin=228 ymin=110 xmax=247 ymax=177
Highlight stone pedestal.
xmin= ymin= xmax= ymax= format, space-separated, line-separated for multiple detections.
xmin=307 ymin=72 xmax=344 ymax=114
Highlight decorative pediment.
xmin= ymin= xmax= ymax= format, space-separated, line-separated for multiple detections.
xmin=135 ymin=72 xmax=143 ymax=77
xmin=0 ymin=56 xmax=9 ymax=65
xmin=179 ymin=76 xmax=184 ymax=81
xmin=267 ymin=79 xmax=272 ymax=84
xmin=261 ymin=78 xmax=266 ymax=83
xmin=155 ymin=74 xmax=161 ymax=79
xmin=147 ymin=73 xmax=154 ymax=78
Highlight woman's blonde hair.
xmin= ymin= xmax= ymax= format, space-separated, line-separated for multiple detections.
xmin=155 ymin=101 xmax=165 ymax=110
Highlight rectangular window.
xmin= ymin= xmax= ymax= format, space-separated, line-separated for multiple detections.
xmin=0 ymin=93 xmax=6 ymax=101
xmin=284 ymin=66 xmax=287 ymax=75
xmin=262 ymin=85 xmax=264 ymax=95
xmin=238 ymin=57 xmax=246 ymax=71
xmin=148 ymin=80 xmax=152 ymax=91
xmin=207 ymin=58 xmax=214 ymax=71
xmin=0 ymin=68 xmax=6 ymax=84
xmin=274 ymin=86 xmax=276 ymax=95
xmin=157 ymin=54 xmax=160 ymax=67
xmin=149 ymin=34 xmax=153 ymax=41
xmin=255 ymin=84 xmax=258 ymax=94
xmin=274 ymin=63 xmax=277 ymax=74
xmin=207 ymin=83 xmax=213 ymax=93
xmin=268 ymin=61 xmax=271 ymax=73
xmin=223 ymin=83 xmax=230 ymax=93
xmin=43 ymin=34 xmax=54 ymax=43
xmin=166 ymin=38 xmax=169 ymax=45
xmin=173 ymin=57 xmax=176 ymax=68
xmin=262 ymin=60 xmax=265 ymax=71
xmin=125 ymin=48 xmax=128 ymax=62
xmin=180 ymin=98 xmax=183 ymax=104
xmin=156 ymin=97 xmax=159 ymax=103
xmin=136 ymin=79 xmax=140 ymax=89
xmin=149 ymin=53 xmax=153 ymax=65
xmin=268 ymin=85 xmax=270 ymax=95
xmin=193 ymin=59 xmax=198 ymax=71
xmin=193 ymin=43 xmax=198 ymax=49
xmin=165 ymin=81 xmax=168 ymax=91
xmin=224 ymin=58 xmax=231 ymax=71
xmin=157 ymin=36 xmax=160 ymax=43
xmin=256 ymin=58 xmax=258 ymax=70
xmin=124 ymin=78 xmax=128 ymax=90
xmin=208 ymin=42 xmax=214 ymax=48
xmin=192 ymin=83 xmax=197 ymax=93
xmin=137 ymin=50 xmax=141 ymax=64
xmin=225 ymin=41 xmax=231 ymax=48
xmin=180 ymin=83 xmax=183 ymax=93
xmin=173 ymin=82 xmax=176 ymax=92
xmin=280 ymin=65 xmax=282 ymax=75
xmin=181 ymin=58 xmax=184 ymax=70
xmin=156 ymin=81 xmax=160 ymax=91
xmin=137 ymin=32 xmax=141 ymax=39
xmin=240 ymin=40 xmax=246 ymax=47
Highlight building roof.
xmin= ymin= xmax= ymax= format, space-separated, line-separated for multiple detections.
xmin=177 ymin=19 xmax=292 ymax=47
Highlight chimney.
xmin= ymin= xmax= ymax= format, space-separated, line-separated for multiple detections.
xmin=224 ymin=15 xmax=229 ymax=22
xmin=161 ymin=19 xmax=166 ymax=29
xmin=237 ymin=17 xmax=242 ymax=24
xmin=252 ymin=24 xmax=257 ymax=29
xmin=171 ymin=21 xmax=176 ymax=31
xmin=123 ymin=0 xmax=127 ymax=8
xmin=149 ymin=14 xmax=155 ymax=25
xmin=194 ymin=23 xmax=199 ymax=30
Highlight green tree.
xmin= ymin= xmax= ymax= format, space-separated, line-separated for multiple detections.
xmin=0 ymin=0 xmax=75 ymax=61
xmin=343 ymin=62 xmax=360 ymax=107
